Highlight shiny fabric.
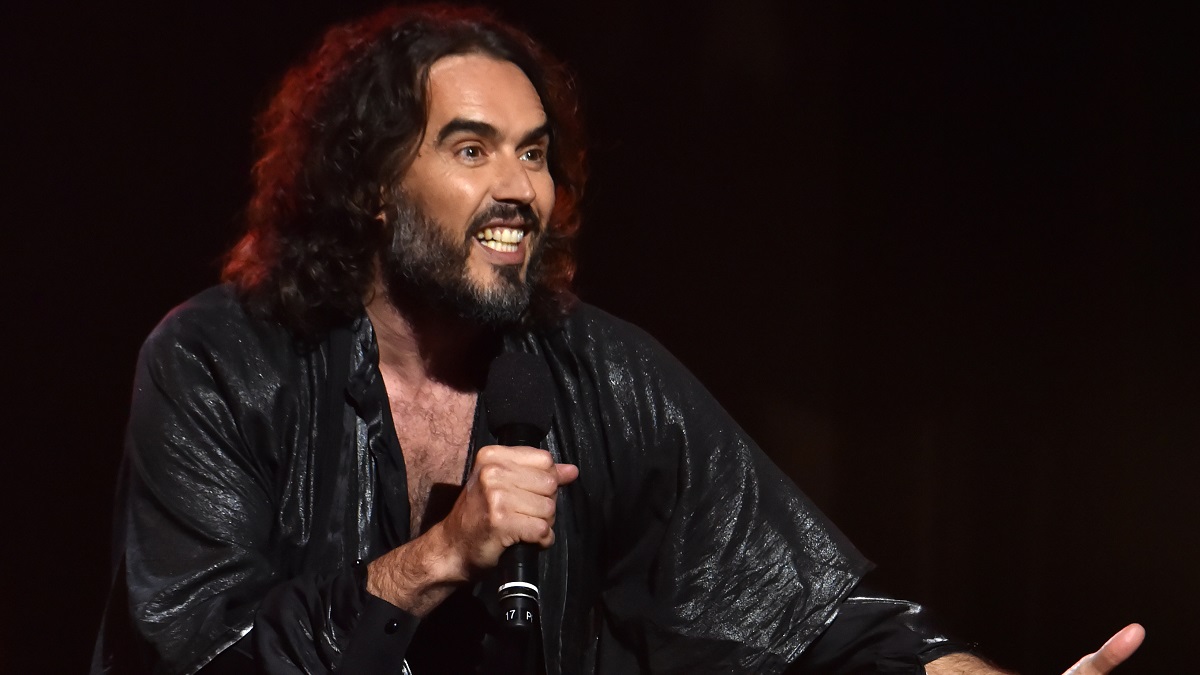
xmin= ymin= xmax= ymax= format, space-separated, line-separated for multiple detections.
xmin=92 ymin=284 xmax=874 ymax=674
xmin=789 ymin=593 xmax=966 ymax=673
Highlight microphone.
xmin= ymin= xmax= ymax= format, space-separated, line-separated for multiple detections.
xmin=483 ymin=352 xmax=555 ymax=633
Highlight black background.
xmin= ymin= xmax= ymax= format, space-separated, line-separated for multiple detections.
xmin=4 ymin=2 xmax=1195 ymax=672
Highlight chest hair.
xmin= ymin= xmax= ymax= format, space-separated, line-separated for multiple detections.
xmin=388 ymin=388 xmax=477 ymax=536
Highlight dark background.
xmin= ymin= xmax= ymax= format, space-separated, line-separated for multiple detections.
xmin=5 ymin=2 xmax=1195 ymax=672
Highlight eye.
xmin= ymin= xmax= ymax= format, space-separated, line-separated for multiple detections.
xmin=521 ymin=146 xmax=548 ymax=166
xmin=455 ymin=144 xmax=485 ymax=162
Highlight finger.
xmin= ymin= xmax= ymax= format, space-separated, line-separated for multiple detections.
xmin=1087 ymin=624 xmax=1145 ymax=673
xmin=493 ymin=509 xmax=556 ymax=547
xmin=477 ymin=445 xmax=555 ymax=469
xmin=555 ymin=463 xmax=579 ymax=485
xmin=492 ymin=490 xmax=557 ymax=521
xmin=477 ymin=461 xmax=560 ymax=496
xmin=523 ymin=512 xmax=556 ymax=547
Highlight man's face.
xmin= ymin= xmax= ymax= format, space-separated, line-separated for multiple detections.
xmin=381 ymin=53 xmax=555 ymax=325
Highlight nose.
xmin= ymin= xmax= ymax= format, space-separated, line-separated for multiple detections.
xmin=491 ymin=153 xmax=537 ymax=205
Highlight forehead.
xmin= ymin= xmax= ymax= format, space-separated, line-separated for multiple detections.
xmin=424 ymin=53 xmax=547 ymax=131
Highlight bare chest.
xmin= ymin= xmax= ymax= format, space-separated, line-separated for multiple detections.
xmin=387 ymin=391 xmax=477 ymax=536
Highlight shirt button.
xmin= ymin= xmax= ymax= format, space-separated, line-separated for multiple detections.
xmin=385 ymin=619 xmax=401 ymax=634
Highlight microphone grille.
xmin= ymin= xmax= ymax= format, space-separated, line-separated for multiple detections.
xmin=483 ymin=352 xmax=555 ymax=435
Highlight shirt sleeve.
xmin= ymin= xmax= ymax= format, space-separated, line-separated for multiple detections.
xmin=111 ymin=305 xmax=414 ymax=674
xmin=786 ymin=583 xmax=974 ymax=673
xmin=201 ymin=591 xmax=419 ymax=674
xmin=569 ymin=311 xmax=874 ymax=674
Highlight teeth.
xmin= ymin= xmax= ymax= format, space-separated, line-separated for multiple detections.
xmin=480 ymin=240 xmax=519 ymax=252
xmin=475 ymin=226 xmax=526 ymax=244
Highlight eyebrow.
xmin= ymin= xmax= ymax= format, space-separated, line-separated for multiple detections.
xmin=435 ymin=118 xmax=551 ymax=147
xmin=517 ymin=122 xmax=552 ymax=148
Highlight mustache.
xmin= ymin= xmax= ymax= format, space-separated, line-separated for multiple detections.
xmin=466 ymin=203 xmax=541 ymax=237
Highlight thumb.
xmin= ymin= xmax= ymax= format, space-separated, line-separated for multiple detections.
xmin=1068 ymin=624 xmax=1145 ymax=675
xmin=555 ymin=463 xmax=579 ymax=485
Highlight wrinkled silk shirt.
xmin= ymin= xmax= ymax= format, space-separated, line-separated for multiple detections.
xmin=93 ymin=285 xmax=873 ymax=674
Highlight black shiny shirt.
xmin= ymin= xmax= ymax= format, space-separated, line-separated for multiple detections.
xmin=92 ymin=285 xmax=958 ymax=674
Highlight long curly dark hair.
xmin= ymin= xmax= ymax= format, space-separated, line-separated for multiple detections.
xmin=222 ymin=5 xmax=586 ymax=338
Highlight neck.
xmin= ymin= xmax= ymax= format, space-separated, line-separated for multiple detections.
xmin=364 ymin=280 xmax=496 ymax=393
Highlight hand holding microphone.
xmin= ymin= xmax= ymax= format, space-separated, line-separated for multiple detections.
xmin=434 ymin=353 xmax=575 ymax=631
xmin=481 ymin=352 xmax=569 ymax=632
xmin=362 ymin=351 xmax=575 ymax=631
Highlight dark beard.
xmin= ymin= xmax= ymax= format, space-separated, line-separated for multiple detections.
xmin=379 ymin=200 xmax=541 ymax=326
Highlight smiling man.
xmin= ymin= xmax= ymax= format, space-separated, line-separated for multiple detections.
xmin=379 ymin=53 xmax=554 ymax=326
xmin=92 ymin=5 xmax=1141 ymax=675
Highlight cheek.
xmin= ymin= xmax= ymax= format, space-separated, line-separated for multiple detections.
xmin=407 ymin=167 xmax=480 ymax=223
xmin=536 ymin=177 xmax=557 ymax=219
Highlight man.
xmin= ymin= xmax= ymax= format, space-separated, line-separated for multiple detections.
xmin=92 ymin=5 xmax=1142 ymax=674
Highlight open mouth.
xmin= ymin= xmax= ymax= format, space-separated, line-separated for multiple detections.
xmin=474 ymin=226 xmax=527 ymax=253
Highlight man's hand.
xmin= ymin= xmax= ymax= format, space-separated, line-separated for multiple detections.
xmin=440 ymin=444 xmax=579 ymax=574
xmin=925 ymin=624 xmax=1144 ymax=674
xmin=1063 ymin=624 xmax=1145 ymax=675
xmin=366 ymin=445 xmax=577 ymax=616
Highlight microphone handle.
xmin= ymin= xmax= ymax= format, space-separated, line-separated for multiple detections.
xmin=498 ymin=544 xmax=538 ymax=631
xmin=495 ymin=423 xmax=547 ymax=632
